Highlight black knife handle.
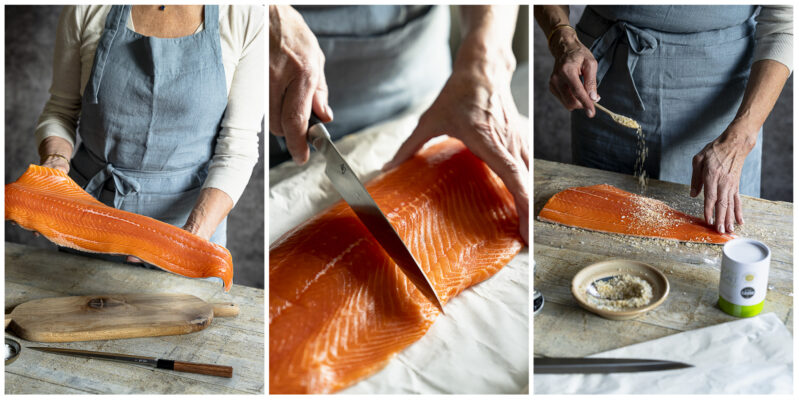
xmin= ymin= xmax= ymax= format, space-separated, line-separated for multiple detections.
xmin=156 ymin=358 xmax=233 ymax=378
xmin=308 ymin=111 xmax=323 ymax=129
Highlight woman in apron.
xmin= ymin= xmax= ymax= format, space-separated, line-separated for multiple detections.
xmin=269 ymin=5 xmax=529 ymax=242
xmin=535 ymin=5 xmax=791 ymax=234
xmin=35 ymin=5 xmax=263 ymax=254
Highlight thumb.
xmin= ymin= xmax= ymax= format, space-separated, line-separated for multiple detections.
xmin=383 ymin=118 xmax=438 ymax=171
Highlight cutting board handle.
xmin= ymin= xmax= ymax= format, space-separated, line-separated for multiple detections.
xmin=211 ymin=303 xmax=239 ymax=318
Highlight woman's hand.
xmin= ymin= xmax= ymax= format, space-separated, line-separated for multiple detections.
xmin=533 ymin=5 xmax=599 ymax=117
xmin=384 ymin=31 xmax=529 ymax=243
xmin=269 ymin=5 xmax=332 ymax=165
xmin=690 ymin=128 xmax=755 ymax=234
xmin=690 ymin=60 xmax=791 ymax=233
xmin=547 ymin=27 xmax=599 ymax=117
xmin=38 ymin=136 xmax=73 ymax=173
xmin=126 ymin=188 xmax=233 ymax=263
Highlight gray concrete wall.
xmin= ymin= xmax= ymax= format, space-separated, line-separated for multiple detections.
xmin=4 ymin=5 xmax=264 ymax=288
xmin=533 ymin=5 xmax=793 ymax=202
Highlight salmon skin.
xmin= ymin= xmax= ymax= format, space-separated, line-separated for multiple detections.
xmin=5 ymin=165 xmax=233 ymax=291
xmin=269 ymin=139 xmax=523 ymax=393
xmin=538 ymin=184 xmax=735 ymax=244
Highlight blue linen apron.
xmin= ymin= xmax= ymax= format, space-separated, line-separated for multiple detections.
xmin=69 ymin=5 xmax=229 ymax=245
xmin=269 ymin=5 xmax=451 ymax=166
xmin=571 ymin=5 xmax=762 ymax=197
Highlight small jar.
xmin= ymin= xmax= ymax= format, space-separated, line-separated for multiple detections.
xmin=718 ymin=238 xmax=771 ymax=317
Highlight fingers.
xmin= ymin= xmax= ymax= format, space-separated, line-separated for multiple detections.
xmin=549 ymin=79 xmax=579 ymax=111
xmin=581 ymin=57 xmax=600 ymax=103
xmin=269 ymin=73 xmax=285 ymax=136
xmin=690 ymin=154 xmax=704 ymax=197
xmin=470 ymin=142 xmax=530 ymax=243
xmin=714 ymin=182 xmax=730 ymax=234
xmin=562 ymin=66 xmax=595 ymax=117
xmin=281 ymin=72 xmax=316 ymax=164
xmin=733 ymin=191 xmax=744 ymax=225
xmin=703 ymin=175 xmax=717 ymax=227
xmin=726 ymin=189 xmax=735 ymax=233
xmin=126 ymin=256 xmax=143 ymax=263
xmin=383 ymin=116 xmax=438 ymax=171
xmin=311 ymin=61 xmax=333 ymax=122
xmin=519 ymin=133 xmax=530 ymax=168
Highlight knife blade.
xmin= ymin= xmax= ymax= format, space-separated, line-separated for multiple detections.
xmin=307 ymin=113 xmax=444 ymax=313
xmin=534 ymin=357 xmax=693 ymax=374
xmin=29 ymin=347 xmax=233 ymax=378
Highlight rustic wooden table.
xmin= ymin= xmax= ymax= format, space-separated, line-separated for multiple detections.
xmin=4 ymin=242 xmax=264 ymax=394
xmin=533 ymin=160 xmax=793 ymax=357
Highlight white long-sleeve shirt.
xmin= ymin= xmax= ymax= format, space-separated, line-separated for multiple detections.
xmin=755 ymin=5 xmax=793 ymax=72
xmin=35 ymin=5 xmax=264 ymax=204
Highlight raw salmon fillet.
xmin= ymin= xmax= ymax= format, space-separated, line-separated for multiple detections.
xmin=5 ymin=165 xmax=233 ymax=290
xmin=269 ymin=139 xmax=523 ymax=393
xmin=538 ymin=184 xmax=735 ymax=244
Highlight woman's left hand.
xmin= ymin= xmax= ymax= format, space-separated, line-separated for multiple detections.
xmin=384 ymin=39 xmax=529 ymax=243
xmin=126 ymin=222 xmax=205 ymax=263
xmin=690 ymin=127 xmax=756 ymax=234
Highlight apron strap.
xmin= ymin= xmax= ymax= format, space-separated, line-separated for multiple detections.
xmin=204 ymin=5 xmax=219 ymax=31
xmin=589 ymin=21 xmax=658 ymax=112
xmin=83 ymin=163 xmax=142 ymax=209
xmin=84 ymin=5 xmax=128 ymax=105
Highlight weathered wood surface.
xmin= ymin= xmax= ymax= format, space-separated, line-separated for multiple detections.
xmin=6 ymin=293 xmax=238 ymax=343
xmin=533 ymin=160 xmax=793 ymax=357
xmin=4 ymin=242 xmax=264 ymax=394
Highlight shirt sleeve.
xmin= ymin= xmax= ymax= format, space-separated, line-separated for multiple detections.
xmin=202 ymin=5 xmax=265 ymax=205
xmin=34 ymin=5 xmax=86 ymax=149
xmin=754 ymin=5 xmax=793 ymax=72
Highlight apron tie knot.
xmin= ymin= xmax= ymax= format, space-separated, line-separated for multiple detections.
xmin=590 ymin=21 xmax=658 ymax=111
xmin=83 ymin=163 xmax=141 ymax=209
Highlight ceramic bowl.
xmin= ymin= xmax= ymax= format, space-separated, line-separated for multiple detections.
xmin=571 ymin=259 xmax=669 ymax=320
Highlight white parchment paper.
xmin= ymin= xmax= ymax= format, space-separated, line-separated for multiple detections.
xmin=269 ymin=101 xmax=530 ymax=394
xmin=534 ymin=312 xmax=793 ymax=394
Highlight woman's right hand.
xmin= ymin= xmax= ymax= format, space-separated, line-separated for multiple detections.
xmin=269 ymin=5 xmax=333 ymax=165
xmin=547 ymin=26 xmax=600 ymax=117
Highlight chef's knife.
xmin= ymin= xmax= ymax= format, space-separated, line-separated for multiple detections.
xmin=307 ymin=113 xmax=444 ymax=313
xmin=29 ymin=347 xmax=233 ymax=378
xmin=534 ymin=357 xmax=693 ymax=374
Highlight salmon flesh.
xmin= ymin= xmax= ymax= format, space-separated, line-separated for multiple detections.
xmin=538 ymin=184 xmax=735 ymax=244
xmin=269 ymin=139 xmax=523 ymax=393
xmin=5 ymin=165 xmax=233 ymax=290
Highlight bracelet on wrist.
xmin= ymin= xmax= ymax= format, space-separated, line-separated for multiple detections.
xmin=547 ymin=24 xmax=576 ymax=47
xmin=42 ymin=153 xmax=70 ymax=164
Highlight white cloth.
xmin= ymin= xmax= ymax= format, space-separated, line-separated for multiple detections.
xmin=534 ymin=313 xmax=793 ymax=395
xmin=269 ymin=100 xmax=530 ymax=394
xmin=755 ymin=5 xmax=793 ymax=71
xmin=35 ymin=5 xmax=264 ymax=204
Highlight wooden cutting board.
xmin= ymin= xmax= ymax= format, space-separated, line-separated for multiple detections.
xmin=5 ymin=293 xmax=239 ymax=342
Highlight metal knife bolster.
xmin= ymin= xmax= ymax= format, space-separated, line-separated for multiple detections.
xmin=306 ymin=118 xmax=445 ymax=313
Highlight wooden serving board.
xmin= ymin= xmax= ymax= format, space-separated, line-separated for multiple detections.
xmin=5 ymin=293 xmax=239 ymax=342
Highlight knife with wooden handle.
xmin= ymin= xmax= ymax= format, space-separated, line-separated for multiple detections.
xmin=29 ymin=347 xmax=233 ymax=378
